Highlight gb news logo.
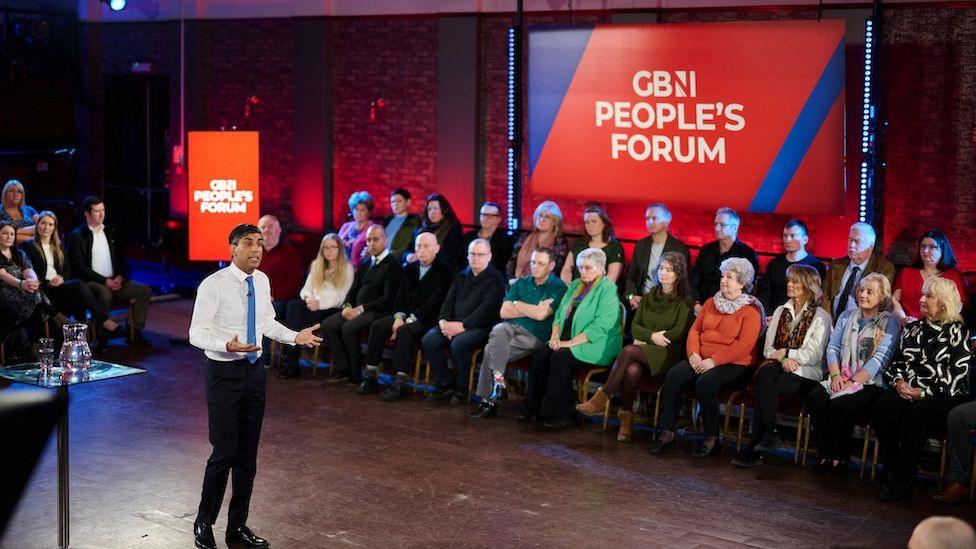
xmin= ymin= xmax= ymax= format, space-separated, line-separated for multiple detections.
xmin=194 ymin=178 xmax=254 ymax=213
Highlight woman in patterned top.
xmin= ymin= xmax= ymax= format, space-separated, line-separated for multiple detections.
xmin=871 ymin=277 xmax=971 ymax=502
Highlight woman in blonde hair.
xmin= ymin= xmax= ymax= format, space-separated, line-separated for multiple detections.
xmin=0 ymin=179 xmax=39 ymax=243
xmin=732 ymin=264 xmax=830 ymax=467
xmin=23 ymin=210 xmax=119 ymax=335
xmin=805 ymin=272 xmax=900 ymax=475
xmin=279 ymin=233 xmax=354 ymax=378
xmin=506 ymin=200 xmax=569 ymax=282
xmin=871 ymin=277 xmax=971 ymax=501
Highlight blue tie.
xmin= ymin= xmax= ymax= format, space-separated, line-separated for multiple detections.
xmin=245 ymin=275 xmax=257 ymax=363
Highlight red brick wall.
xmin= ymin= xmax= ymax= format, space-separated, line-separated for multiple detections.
xmin=330 ymin=17 xmax=439 ymax=228
xmin=198 ymin=19 xmax=295 ymax=223
xmin=880 ymin=8 xmax=976 ymax=271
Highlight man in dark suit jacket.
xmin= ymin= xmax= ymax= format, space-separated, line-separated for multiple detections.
xmin=624 ymin=202 xmax=691 ymax=309
xmin=821 ymin=222 xmax=895 ymax=324
xmin=359 ymin=232 xmax=453 ymax=400
xmin=64 ymin=196 xmax=152 ymax=344
xmin=320 ymin=225 xmax=402 ymax=384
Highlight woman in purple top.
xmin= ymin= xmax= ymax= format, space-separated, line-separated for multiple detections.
xmin=338 ymin=191 xmax=377 ymax=267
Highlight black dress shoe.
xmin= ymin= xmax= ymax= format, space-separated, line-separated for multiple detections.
xmin=277 ymin=369 xmax=299 ymax=380
xmin=469 ymin=402 xmax=497 ymax=419
xmin=426 ymin=385 xmax=455 ymax=402
xmin=542 ymin=418 xmax=575 ymax=429
xmin=356 ymin=376 xmax=378 ymax=395
xmin=380 ymin=380 xmax=407 ymax=401
xmin=691 ymin=441 xmax=720 ymax=459
xmin=648 ymin=437 xmax=674 ymax=455
xmin=731 ymin=448 xmax=763 ymax=468
xmin=449 ymin=392 xmax=468 ymax=406
xmin=226 ymin=525 xmax=270 ymax=548
xmin=193 ymin=522 xmax=217 ymax=549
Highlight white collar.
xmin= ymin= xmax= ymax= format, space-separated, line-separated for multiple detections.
xmin=228 ymin=262 xmax=254 ymax=283
xmin=372 ymin=249 xmax=390 ymax=264
xmin=88 ymin=223 xmax=104 ymax=233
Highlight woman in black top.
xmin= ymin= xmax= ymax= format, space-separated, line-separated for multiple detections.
xmin=408 ymin=194 xmax=463 ymax=266
xmin=871 ymin=277 xmax=971 ymax=502
xmin=0 ymin=221 xmax=49 ymax=355
xmin=23 ymin=211 xmax=118 ymax=334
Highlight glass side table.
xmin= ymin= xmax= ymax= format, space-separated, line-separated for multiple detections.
xmin=0 ymin=360 xmax=146 ymax=549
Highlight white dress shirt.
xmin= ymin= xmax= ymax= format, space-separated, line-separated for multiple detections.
xmin=298 ymin=262 xmax=354 ymax=311
xmin=41 ymin=243 xmax=57 ymax=281
xmin=189 ymin=263 xmax=298 ymax=361
xmin=89 ymin=224 xmax=114 ymax=279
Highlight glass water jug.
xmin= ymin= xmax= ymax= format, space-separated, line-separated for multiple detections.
xmin=59 ymin=322 xmax=93 ymax=371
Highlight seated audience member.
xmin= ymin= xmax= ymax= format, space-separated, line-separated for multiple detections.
xmin=423 ymin=238 xmax=506 ymax=404
xmin=690 ymin=207 xmax=760 ymax=311
xmin=360 ymin=232 xmax=452 ymax=400
xmin=65 ymin=196 xmax=152 ymax=345
xmin=805 ymin=273 xmax=899 ymax=475
xmin=257 ymin=215 xmax=303 ymax=336
xmin=469 ymin=247 xmax=568 ymax=419
xmin=459 ymin=201 xmax=515 ymax=273
xmin=383 ymin=188 xmax=422 ymax=258
xmin=937 ymin=399 xmax=976 ymax=503
xmin=278 ymin=233 xmax=354 ymax=379
xmin=756 ymin=219 xmax=826 ymax=314
xmin=892 ymin=230 xmax=968 ymax=326
xmin=732 ymin=265 xmax=830 ymax=467
xmin=0 ymin=179 xmax=39 ymax=244
xmin=24 ymin=211 xmax=119 ymax=334
xmin=338 ymin=191 xmax=378 ymax=265
xmin=907 ymin=516 xmax=976 ymax=549
xmin=0 ymin=222 xmax=48 ymax=357
xmin=872 ymin=278 xmax=971 ymax=501
xmin=560 ymin=205 xmax=625 ymax=285
xmin=507 ymin=200 xmax=569 ymax=282
xmin=577 ymin=251 xmax=694 ymax=441
xmin=821 ymin=222 xmax=895 ymax=324
xmin=407 ymin=194 xmax=464 ymax=266
xmin=320 ymin=226 xmax=401 ymax=384
xmin=524 ymin=248 xmax=622 ymax=428
xmin=624 ymin=202 xmax=690 ymax=310
xmin=650 ymin=257 xmax=763 ymax=457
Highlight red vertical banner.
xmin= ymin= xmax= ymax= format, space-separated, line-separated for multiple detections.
xmin=188 ymin=131 xmax=260 ymax=261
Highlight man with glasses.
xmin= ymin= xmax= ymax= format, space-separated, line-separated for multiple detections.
xmin=459 ymin=201 xmax=514 ymax=273
xmin=422 ymin=238 xmax=506 ymax=405
xmin=690 ymin=207 xmax=759 ymax=313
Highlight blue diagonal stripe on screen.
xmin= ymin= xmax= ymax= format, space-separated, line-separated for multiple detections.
xmin=748 ymin=39 xmax=845 ymax=213
xmin=527 ymin=26 xmax=594 ymax=175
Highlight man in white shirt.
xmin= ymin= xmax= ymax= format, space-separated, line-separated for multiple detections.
xmin=64 ymin=196 xmax=153 ymax=345
xmin=188 ymin=223 xmax=322 ymax=549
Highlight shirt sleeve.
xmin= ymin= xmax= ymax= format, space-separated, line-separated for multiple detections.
xmin=188 ymin=278 xmax=231 ymax=353
xmin=763 ymin=305 xmax=782 ymax=359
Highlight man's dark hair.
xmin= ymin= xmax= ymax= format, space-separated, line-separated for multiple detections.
xmin=784 ymin=218 xmax=809 ymax=237
xmin=391 ymin=187 xmax=411 ymax=201
xmin=81 ymin=195 xmax=104 ymax=214
xmin=229 ymin=223 xmax=261 ymax=245
xmin=482 ymin=201 xmax=502 ymax=212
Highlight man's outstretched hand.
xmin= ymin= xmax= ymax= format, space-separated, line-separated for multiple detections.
xmin=296 ymin=323 xmax=323 ymax=347
xmin=226 ymin=335 xmax=261 ymax=353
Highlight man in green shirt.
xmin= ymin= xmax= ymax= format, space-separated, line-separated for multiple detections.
xmin=469 ymin=247 xmax=567 ymax=419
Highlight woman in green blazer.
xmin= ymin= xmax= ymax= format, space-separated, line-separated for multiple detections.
xmin=523 ymin=247 xmax=622 ymax=428
xmin=577 ymin=251 xmax=694 ymax=441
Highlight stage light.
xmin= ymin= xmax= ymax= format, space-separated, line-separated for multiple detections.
xmin=101 ymin=0 xmax=127 ymax=11
xmin=507 ymin=26 xmax=518 ymax=230
xmin=858 ymin=16 xmax=877 ymax=223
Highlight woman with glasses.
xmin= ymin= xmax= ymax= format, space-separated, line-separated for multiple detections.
xmin=507 ymin=200 xmax=569 ymax=283
xmin=891 ymin=230 xmax=968 ymax=327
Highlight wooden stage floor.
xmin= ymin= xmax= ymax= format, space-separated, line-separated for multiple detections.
xmin=1 ymin=299 xmax=970 ymax=548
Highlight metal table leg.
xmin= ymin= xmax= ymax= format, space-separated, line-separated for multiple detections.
xmin=56 ymin=385 xmax=69 ymax=549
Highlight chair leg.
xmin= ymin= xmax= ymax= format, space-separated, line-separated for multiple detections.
xmin=860 ymin=427 xmax=871 ymax=480
xmin=312 ymin=345 xmax=320 ymax=377
xmin=652 ymin=394 xmax=662 ymax=433
xmin=939 ymin=438 xmax=948 ymax=488
xmin=411 ymin=350 xmax=422 ymax=394
xmin=794 ymin=413 xmax=805 ymax=465
xmin=128 ymin=304 xmax=136 ymax=341
xmin=736 ymin=406 xmax=746 ymax=452
xmin=870 ymin=434 xmax=880 ymax=482
xmin=467 ymin=349 xmax=483 ymax=403
xmin=602 ymin=399 xmax=611 ymax=431
xmin=802 ymin=416 xmax=811 ymax=465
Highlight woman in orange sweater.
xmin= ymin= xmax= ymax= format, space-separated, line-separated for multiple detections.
xmin=649 ymin=257 xmax=764 ymax=458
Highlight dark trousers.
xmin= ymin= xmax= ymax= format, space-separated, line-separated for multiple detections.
xmin=321 ymin=310 xmax=379 ymax=380
xmin=86 ymin=279 xmax=152 ymax=330
xmin=365 ymin=315 xmax=429 ymax=374
xmin=279 ymin=301 xmax=337 ymax=375
xmin=946 ymin=401 xmax=976 ymax=484
xmin=525 ymin=348 xmax=592 ymax=423
xmin=196 ymin=358 xmax=266 ymax=528
xmin=261 ymin=300 xmax=288 ymax=368
xmin=871 ymin=390 xmax=961 ymax=483
xmin=806 ymin=384 xmax=884 ymax=461
xmin=421 ymin=327 xmax=488 ymax=395
xmin=45 ymin=279 xmax=101 ymax=323
xmin=659 ymin=360 xmax=749 ymax=437
xmin=748 ymin=360 xmax=815 ymax=447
